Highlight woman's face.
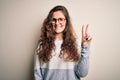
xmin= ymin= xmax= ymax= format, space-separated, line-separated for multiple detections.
xmin=51 ymin=11 xmax=66 ymax=34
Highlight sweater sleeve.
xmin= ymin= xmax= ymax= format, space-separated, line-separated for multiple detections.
xmin=34 ymin=44 xmax=43 ymax=80
xmin=74 ymin=45 xmax=90 ymax=78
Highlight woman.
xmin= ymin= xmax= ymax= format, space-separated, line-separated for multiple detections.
xmin=34 ymin=5 xmax=92 ymax=80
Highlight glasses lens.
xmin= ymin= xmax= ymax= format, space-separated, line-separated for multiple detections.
xmin=58 ymin=18 xmax=64 ymax=23
xmin=52 ymin=18 xmax=65 ymax=23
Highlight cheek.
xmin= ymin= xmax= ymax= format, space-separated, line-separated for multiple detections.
xmin=52 ymin=24 xmax=55 ymax=30
xmin=63 ymin=22 xmax=66 ymax=26
xmin=62 ymin=22 xmax=66 ymax=29
xmin=62 ymin=25 xmax=66 ymax=30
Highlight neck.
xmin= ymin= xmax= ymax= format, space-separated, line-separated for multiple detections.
xmin=55 ymin=33 xmax=63 ymax=41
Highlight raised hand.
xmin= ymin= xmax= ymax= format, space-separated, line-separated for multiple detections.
xmin=81 ymin=24 xmax=92 ymax=46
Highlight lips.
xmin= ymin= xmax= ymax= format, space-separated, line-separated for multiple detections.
xmin=54 ymin=25 xmax=63 ymax=33
xmin=55 ymin=25 xmax=62 ymax=29
xmin=55 ymin=26 xmax=62 ymax=29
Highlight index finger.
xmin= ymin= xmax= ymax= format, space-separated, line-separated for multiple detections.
xmin=82 ymin=25 xmax=85 ymax=37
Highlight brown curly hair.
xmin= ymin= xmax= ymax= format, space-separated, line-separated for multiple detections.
xmin=37 ymin=5 xmax=80 ymax=62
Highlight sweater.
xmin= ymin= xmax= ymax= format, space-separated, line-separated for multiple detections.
xmin=34 ymin=40 xmax=90 ymax=80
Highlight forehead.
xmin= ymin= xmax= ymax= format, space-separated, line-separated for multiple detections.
xmin=52 ymin=11 xmax=65 ymax=18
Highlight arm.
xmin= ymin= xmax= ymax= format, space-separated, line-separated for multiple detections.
xmin=75 ymin=24 xmax=92 ymax=78
xmin=74 ymin=46 xmax=90 ymax=78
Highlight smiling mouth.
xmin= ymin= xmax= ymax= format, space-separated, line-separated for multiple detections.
xmin=55 ymin=25 xmax=62 ymax=29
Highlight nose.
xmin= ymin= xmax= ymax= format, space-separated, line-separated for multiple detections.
xmin=55 ymin=20 xmax=59 ymax=25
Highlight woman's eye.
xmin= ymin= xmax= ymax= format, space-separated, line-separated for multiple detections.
xmin=59 ymin=18 xmax=63 ymax=21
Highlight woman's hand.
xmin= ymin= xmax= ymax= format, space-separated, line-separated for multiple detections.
xmin=81 ymin=24 xmax=92 ymax=46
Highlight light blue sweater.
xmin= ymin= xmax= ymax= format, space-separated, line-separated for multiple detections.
xmin=34 ymin=40 xmax=90 ymax=80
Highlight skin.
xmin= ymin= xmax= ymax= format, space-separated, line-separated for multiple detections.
xmin=52 ymin=11 xmax=66 ymax=41
xmin=52 ymin=11 xmax=92 ymax=46
xmin=82 ymin=24 xmax=92 ymax=46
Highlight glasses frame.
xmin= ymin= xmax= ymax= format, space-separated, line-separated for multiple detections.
xmin=51 ymin=18 xmax=66 ymax=24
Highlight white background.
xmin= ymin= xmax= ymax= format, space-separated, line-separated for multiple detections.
xmin=0 ymin=0 xmax=120 ymax=80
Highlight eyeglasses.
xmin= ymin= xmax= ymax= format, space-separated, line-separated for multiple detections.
xmin=51 ymin=18 xmax=66 ymax=24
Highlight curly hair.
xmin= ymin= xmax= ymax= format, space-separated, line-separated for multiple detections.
xmin=37 ymin=5 xmax=80 ymax=62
